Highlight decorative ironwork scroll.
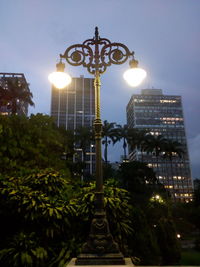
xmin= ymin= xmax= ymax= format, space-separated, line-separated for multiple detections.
xmin=60 ymin=27 xmax=134 ymax=74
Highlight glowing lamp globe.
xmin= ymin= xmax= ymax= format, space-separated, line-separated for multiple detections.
xmin=48 ymin=71 xmax=72 ymax=89
xmin=123 ymin=59 xmax=147 ymax=87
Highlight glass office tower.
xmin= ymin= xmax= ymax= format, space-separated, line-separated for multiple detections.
xmin=0 ymin=73 xmax=30 ymax=116
xmin=51 ymin=75 xmax=95 ymax=175
xmin=126 ymin=89 xmax=193 ymax=202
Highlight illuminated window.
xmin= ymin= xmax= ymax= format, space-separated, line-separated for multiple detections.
xmin=165 ymin=185 xmax=173 ymax=189
xmin=160 ymin=100 xmax=177 ymax=103
xmin=150 ymin=131 xmax=160 ymax=136
xmin=134 ymin=99 xmax=144 ymax=103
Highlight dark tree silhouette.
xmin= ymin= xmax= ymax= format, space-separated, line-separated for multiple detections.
xmin=0 ymin=78 xmax=34 ymax=114
xmin=102 ymin=120 xmax=116 ymax=163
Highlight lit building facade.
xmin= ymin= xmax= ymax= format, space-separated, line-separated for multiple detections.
xmin=126 ymin=89 xmax=193 ymax=202
xmin=51 ymin=75 xmax=95 ymax=175
xmin=0 ymin=73 xmax=30 ymax=116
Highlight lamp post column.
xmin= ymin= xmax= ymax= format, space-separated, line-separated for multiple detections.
xmin=94 ymin=71 xmax=103 ymax=193
xmin=76 ymin=72 xmax=125 ymax=266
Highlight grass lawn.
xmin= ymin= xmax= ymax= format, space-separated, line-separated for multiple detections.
xmin=180 ymin=249 xmax=200 ymax=265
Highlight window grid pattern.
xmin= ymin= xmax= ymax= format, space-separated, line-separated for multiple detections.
xmin=126 ymin=89 xmax=193 ymax=202
xmin=51 ymin=76 xmax=95 ymax=175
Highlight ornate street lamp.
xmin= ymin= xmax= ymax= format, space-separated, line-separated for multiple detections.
xmin=49 ymin=27 xmax=146 ymax=265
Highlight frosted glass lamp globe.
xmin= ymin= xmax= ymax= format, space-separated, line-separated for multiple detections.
xmin=123 ymin=67 xmax=146 ymax=87
xmin=48 ymin=71 xmax=72 ymax=89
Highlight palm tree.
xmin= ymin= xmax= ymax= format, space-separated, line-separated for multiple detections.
xmin=128 ymin=129 xmax=148 ymax=162
xmin=144 ymin=134 xmax=167 ymax=169
xmin=75 ymin=126 xmax=94 ymax=162
xmin=102 ymin=120 xmax=116 ymax=164
xmin=113 ymin=125 xmax=146 ymax=162
xmin=144 ymin=134 xmax=166 ymax=157
xmin=113 ymin=124 xmax=129 ymax=161
xmin=163 ymin=140 xmax=184 ymax=160
xmin=0 ymin=78 xmax=34 ymax=114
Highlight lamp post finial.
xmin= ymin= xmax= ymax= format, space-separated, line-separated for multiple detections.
xmin=95 ymin=26 xmax=99 ymax=40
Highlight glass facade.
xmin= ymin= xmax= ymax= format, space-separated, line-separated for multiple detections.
xmin=51 ymin=76 xmax=95 ymax=175
xmin=126 ymin=89 xmax=193 ymax=202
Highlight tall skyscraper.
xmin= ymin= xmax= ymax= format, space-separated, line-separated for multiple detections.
xmin=0 ymin=73 xmax=30 ymax=116
xmin=51 ymin=75 xmax=95 ymax=175
xmin=126 ymin=89 xmax=193 ymax=202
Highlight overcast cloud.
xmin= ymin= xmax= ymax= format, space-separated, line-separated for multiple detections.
xmin=0 ymin=0 xmax=199 ymax=178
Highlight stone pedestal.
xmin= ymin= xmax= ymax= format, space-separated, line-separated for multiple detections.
xmin=67 ymin=258 xmax=134 ymax=267
xmin=75 ymin=194 xmax=126 ymax=265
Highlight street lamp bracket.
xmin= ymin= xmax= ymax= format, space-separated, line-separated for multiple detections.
xmin=60 ymin=27 xmax=134 ymax=75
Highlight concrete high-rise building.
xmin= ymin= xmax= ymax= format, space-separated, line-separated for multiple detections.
xmin=126 ymin=89 xmax=193 ymax=202
xmin=0 ymin=73 xmax=30 ymax=116
xmin=51 ymin=75 xmax=95 ymax=175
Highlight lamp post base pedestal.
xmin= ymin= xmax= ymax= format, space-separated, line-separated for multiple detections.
xmin=68 ymin=257 xmax=133 ymax=266
xmin=75 ymin=193 xmax=125 ymax=265
xmin=75 ymin=253 xmax=125 ymax=265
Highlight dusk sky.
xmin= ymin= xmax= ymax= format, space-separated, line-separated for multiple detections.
xmin=1 ymin=1 xmax=200 ymax=178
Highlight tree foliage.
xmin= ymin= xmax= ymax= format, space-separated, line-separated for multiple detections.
xmin=0 ymin=114 xmax=73 ymax=175
xmin=113 ymin=124 xmax=129 ymax=160
xmin=117 ymin=161 xmax=181 ymax=264
xmin=118 ymin=161 xmax=165 ymax=205
xmin=0 ymin=115 xmax=184 ymax=266
xmin=0 ymin=169 xmax=134 ymax=266
xmin=74 ymin=126 xmax=94 ymax=162
xmin=102 ymin=120 xmax=116 ymax=163
xmin=0 ymin=169 xmax=76 ymax=266
xmin=171 ymin=180 xmax=200 ymax=253
xmin=193 ymin=179 xmax=200 ymax=206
